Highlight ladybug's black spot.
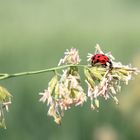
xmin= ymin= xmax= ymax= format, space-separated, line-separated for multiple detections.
xmin=96 ymin=59 xmax=100 ymax=63
xmin=97 ymin=55 xmax=100 ymax=58
xmin=101 ymin=60 xmax=106 ymax=63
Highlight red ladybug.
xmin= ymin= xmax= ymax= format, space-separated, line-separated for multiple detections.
xmin=91 ymin=54 xmax=112 ymax=68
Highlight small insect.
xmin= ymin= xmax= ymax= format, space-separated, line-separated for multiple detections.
xmin=91 ymin=53 xmax=112 ymax=69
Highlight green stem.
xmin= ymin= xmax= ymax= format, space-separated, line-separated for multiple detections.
xmin=0 ymin=64 xmax=137 ymax=81
xmin=0 ymin=64 xmax=87 ymax=80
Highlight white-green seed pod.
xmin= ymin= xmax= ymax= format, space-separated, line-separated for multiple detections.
xmin=0 ymin=86 xmax=11 ymax=102
xmin=48 ymin=75 xmax=58 ymax=94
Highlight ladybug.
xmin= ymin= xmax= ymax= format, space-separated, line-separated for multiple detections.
xmin=91 ymin=54 xmax=112 ymax=68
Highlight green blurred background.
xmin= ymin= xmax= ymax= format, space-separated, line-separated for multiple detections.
xmin=0 ymin=0 xmax=140 ymax=140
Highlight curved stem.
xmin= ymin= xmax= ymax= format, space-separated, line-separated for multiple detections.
xmin=0 ymin=64 xmax=137 ymax=81
xmin=0 ymin=64 xmax=87 ymax=80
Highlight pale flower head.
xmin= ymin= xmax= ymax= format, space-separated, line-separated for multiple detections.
xmin=58 ymin=48 xmax=81 ymax=65
xmin=39 ymin=64 xmax=86 ymax=124
xmin=0 ymin=86 xmax=12 ymax=129
xmin=39 ymin=89 xmax=53 ymax=105
xmin=56 ymin=69 xmax=86 ymax=111
xmin=85 ymin=44 xmax=139 ymax=109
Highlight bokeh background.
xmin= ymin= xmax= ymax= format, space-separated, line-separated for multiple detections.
xmin=0 ymin=0 xmax=140 ymax=140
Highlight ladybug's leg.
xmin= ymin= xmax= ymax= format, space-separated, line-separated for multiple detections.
xmin=91 ymin=61 xmax=94 ymax=66
xmin=106 ymin=61 xmax=113 ymax=70
xmin=109 ymin=61 xmax=113 ymax=69
xmin=104 ymin=61 xmax=113 ymax=69
xmin=103 ymin=64 xmax=107 ymax=68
